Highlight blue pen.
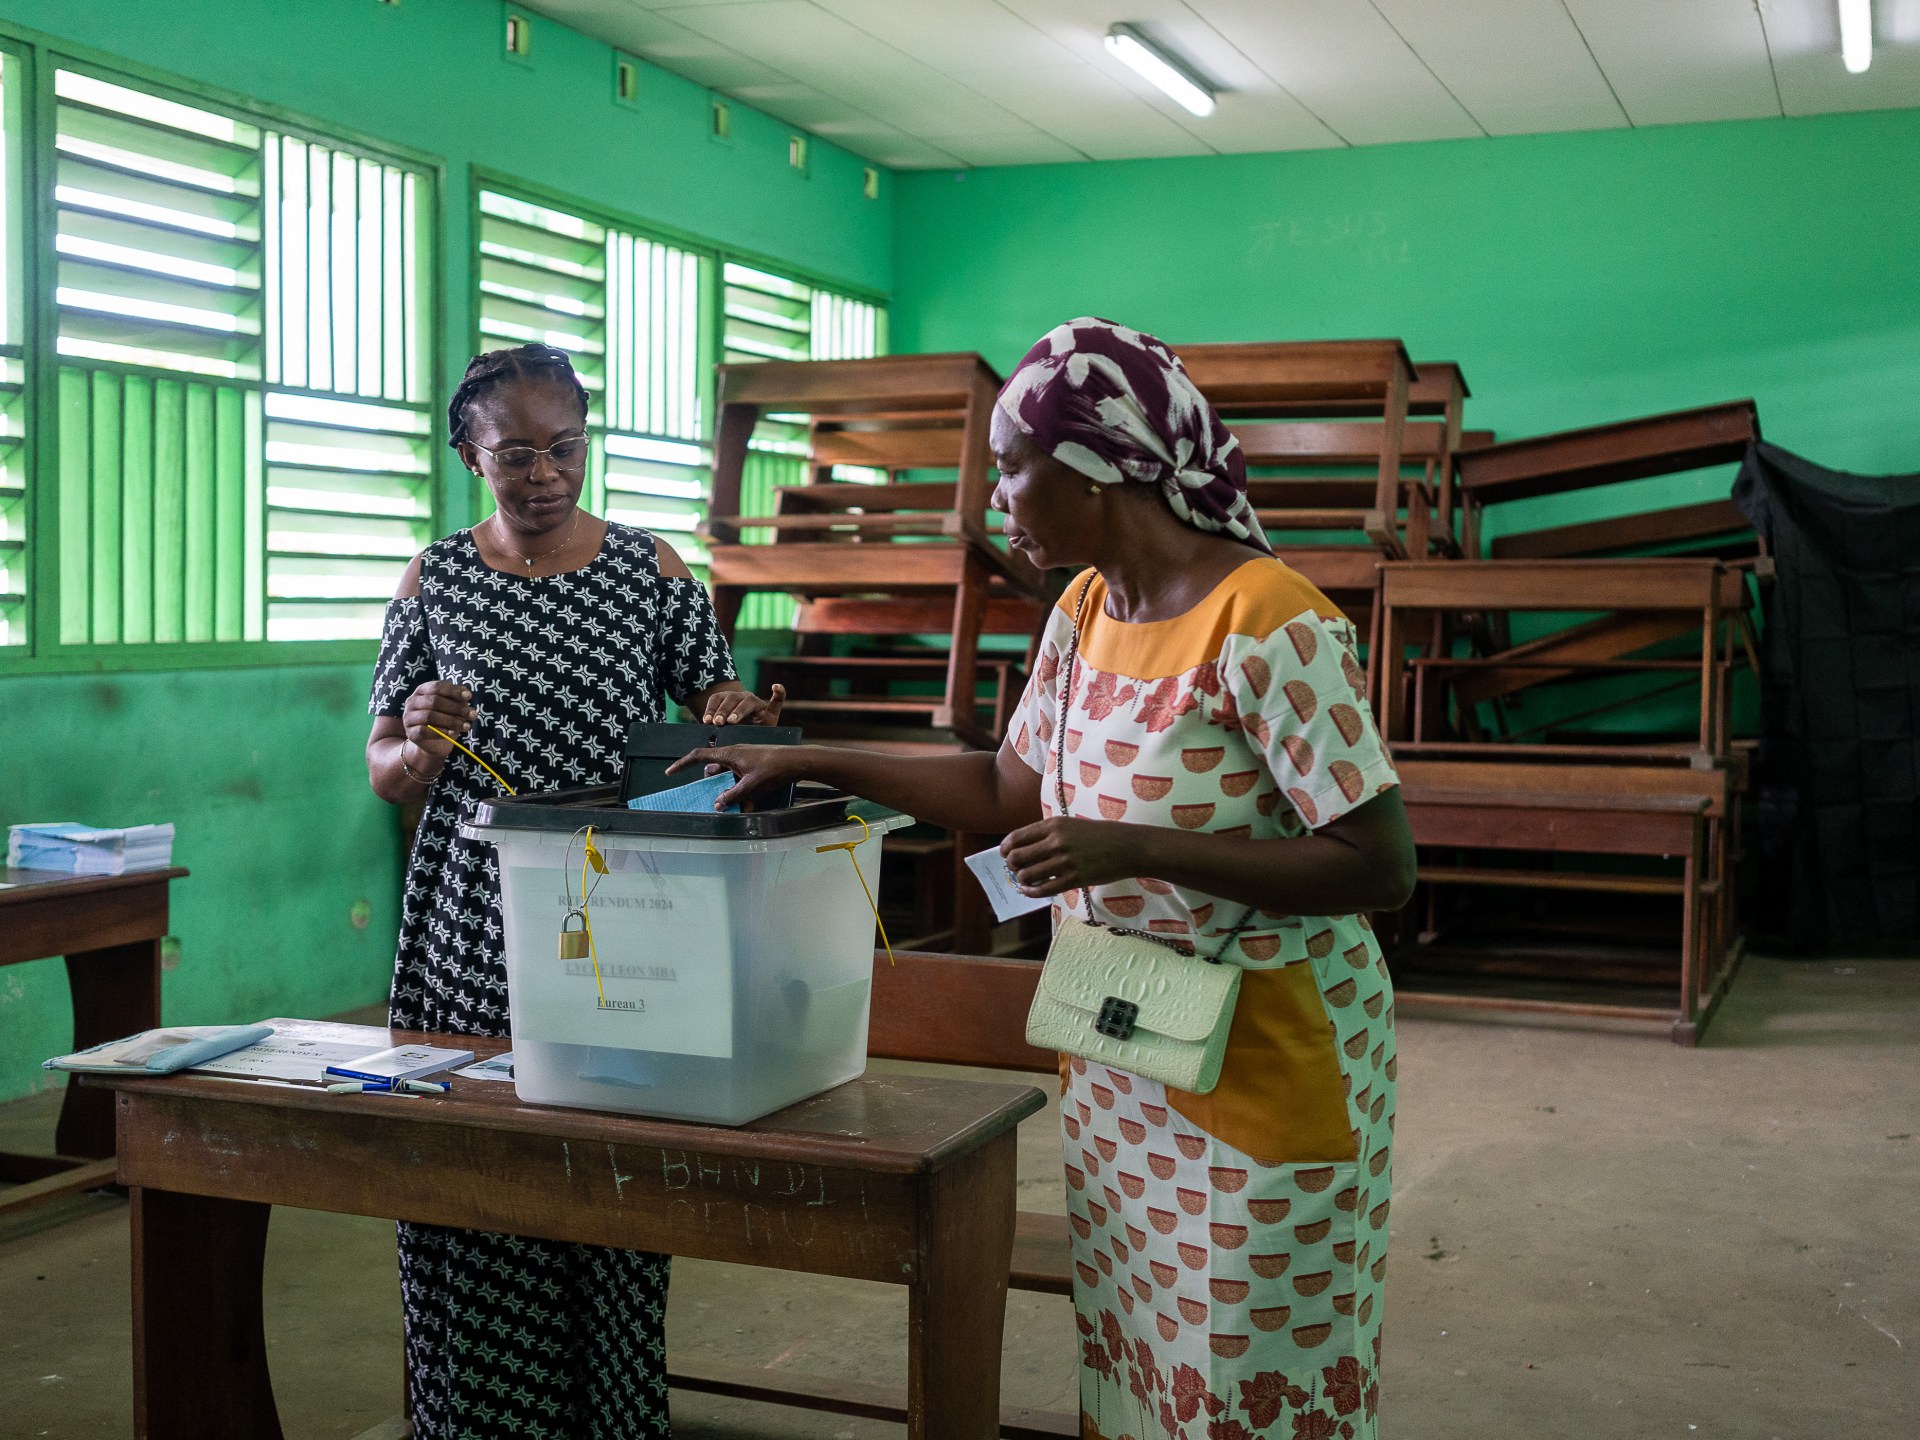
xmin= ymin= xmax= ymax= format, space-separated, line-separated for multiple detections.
xmin=324 ymin=1078 xmax=443 ymax=1095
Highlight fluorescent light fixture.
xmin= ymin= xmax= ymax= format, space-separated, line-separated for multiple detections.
xmin=1106 ymin=23 xmax=1215 ymax=117
xmin=1838 ymin=0 xmax=1872 ymax=73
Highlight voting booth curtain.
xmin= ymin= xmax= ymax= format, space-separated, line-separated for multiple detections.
xmin=1735 ymin=442 xmax=1920 ymax=952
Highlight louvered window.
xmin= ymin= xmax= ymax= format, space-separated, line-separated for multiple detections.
xmin=476 ymin=186 xmax=713 ymax=573
xmin=48 ymin=66 xmax=432 ymax=647
xmin=0 ymin=54 xmax=25 ymax=647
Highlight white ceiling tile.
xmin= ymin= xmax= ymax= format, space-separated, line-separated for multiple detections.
xmin=1560 ymin=0 xmax=1781 ymax=125
xmin=526 ymin=1 xmax=793 ymax=87
xmin=936 ymin=131 xmax=1093 ymax=166
xmin=1371 ymin=0 xmax=1628 ymax=135
xmin=1184 ymin=0 xmax=1486 ymax=145
xmin=660 ymin=1 xmax=1035 ymax=137
xmin=726 ymin=81 xmax=863 ymax=130
xmin=811 ymin=0 xmax=1079 ymax=71
xmin=945 ymin=61 xmax=1216 ymax=160
xmin=532 ymin=0 xmax=1920 ymax=169
xmin=804 ymin=118 xmax=966 ymax=169
xmin=1199 ymin=92 xmax=1350 ymax=155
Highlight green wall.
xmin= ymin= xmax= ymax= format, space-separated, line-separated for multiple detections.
xmin=0 ymin=0 xmax=891 ymax=1102
xmin=891 ymin=108 xmax=1920 ymax=537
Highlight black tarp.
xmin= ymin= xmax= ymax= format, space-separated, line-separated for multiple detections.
xmin=1734 ymin=442 xmax=1920 ymax=951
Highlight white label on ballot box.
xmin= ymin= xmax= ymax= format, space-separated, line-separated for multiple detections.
xmin=513 ymin=869 xmax=734 ymax=1058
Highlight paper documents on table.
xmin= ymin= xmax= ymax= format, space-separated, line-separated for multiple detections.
xmin=455 ymin=1052 xmax=515 ymax=1082
xmin=9 ymin=821 xmax=175 ymax=876
xmin=44 ymin=1024 xmax=275 ymax=1075
xmin=187 ymin=1018 xmax=428 ymax=1084
xmin=963 ymin=845 xmax=1054 ymax=924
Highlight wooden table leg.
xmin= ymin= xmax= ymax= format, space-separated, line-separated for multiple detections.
xmin=907 ymin=1131 xmax=1018 ymax=1440
xmin=132 ymin=1187 xmax=281 ymax=1440
xmin=58 ymin=939 xmax=163 ymax=1159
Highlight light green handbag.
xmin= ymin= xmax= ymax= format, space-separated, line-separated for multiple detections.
xmin=1022 ymin=574 xmax=1255 ymax=1095
xmin=1026 ymin=913 xmax=1245 ymax=1094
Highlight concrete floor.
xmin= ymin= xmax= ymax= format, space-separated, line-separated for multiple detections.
xmin=2 ymin=954 xmax=1914 ymax=1439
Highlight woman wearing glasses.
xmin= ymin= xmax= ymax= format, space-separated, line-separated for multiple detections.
xmin=364 ymin=343 xmax=783 ymax=1440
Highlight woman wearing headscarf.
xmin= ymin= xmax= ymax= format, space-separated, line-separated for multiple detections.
xmin=678 ymin=318 xmax=1416 ymax=1440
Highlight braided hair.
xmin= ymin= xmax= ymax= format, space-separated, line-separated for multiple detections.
xmin=446 ymin=343 xmax=591 ymax=450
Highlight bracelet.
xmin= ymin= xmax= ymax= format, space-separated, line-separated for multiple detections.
xmin=400 ymin=745 xmax=442 ymax=786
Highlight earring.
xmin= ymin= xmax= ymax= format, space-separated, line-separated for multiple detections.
xmin=1088 ymin=484 xmax=1101 ymax=495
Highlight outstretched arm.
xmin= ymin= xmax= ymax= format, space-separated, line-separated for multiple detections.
xmin=667 ymin=736 xmax=1044 ymax=835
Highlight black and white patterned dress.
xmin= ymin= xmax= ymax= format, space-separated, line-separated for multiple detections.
xmin=369 ymin=522 xmax=735 ymax=1440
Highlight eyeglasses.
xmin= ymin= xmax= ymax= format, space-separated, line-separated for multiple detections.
xmin=471 ymin=435 xmax=589 ymax=475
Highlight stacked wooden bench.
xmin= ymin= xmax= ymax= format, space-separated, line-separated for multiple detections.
xmin=1374 ymin=401 xmax=1764 ymax=1042
xmin=1174 ymin=344 xmax=1486 ymax=701
xmin=705 ymin=352 xmax=1048 ymax=752
xmin=704 ymin=353 xmax=1052 ymax=952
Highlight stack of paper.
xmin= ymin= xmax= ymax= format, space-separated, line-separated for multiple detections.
xmin=8 ymin=822 xmax=175 ymax=875
xmin=44 ymin=1024 xmax=276 ymax=1075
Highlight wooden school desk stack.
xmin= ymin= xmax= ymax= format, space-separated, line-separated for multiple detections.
xmin=702 ymin=352 xmax=1052 ymax=951
xmin=1174 ymin=343 xmax=1487 ymax=694
xmin=1376 ymin=400 xmax=1764 ymax=1042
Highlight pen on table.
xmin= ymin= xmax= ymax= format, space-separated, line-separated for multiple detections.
xmin=324 ymin=1078 xmax=449 ymax=1095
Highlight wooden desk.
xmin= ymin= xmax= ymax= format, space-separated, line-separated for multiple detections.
xmin=101 ymin=1035 xmax=1045 ymax=1440
xmin=1393 ymin=780 xmax=1736 ymax=1044
xmin=0 ymin=865 xmax=187 ymax=1215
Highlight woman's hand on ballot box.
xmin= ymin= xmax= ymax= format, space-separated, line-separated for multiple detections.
xmin=696 ymin=681 xmax=787 ymax=727
xmin=666 ymin=742 xmax=806 ymax=810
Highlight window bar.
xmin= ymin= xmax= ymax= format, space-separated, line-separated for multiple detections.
xmin=402 ymin=173 xmax=420 ymax=402
xmin=331 ymin=149 xmax=356 ymax=396
xmin=358 ymin=159 xmax=382 ymax=398
xmin=244 ymin=387 xmax=265 ymax=640
xmin=307 ymin=141 xmax=330 ymax=392
xmin=383 ymin=167 xmax=404 ymax=402
xmin=121 ymin=375 xmax=154 ymax=643
xmin=263 ymin=136 xmax=280 ymax=385
xmin=281 ymin=137 xmax=308 ymax=389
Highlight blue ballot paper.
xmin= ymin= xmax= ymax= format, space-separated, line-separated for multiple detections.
xmin=45 ymin=1023 xmax=276 ymax=1075
xmin=626 ymin=772 xmax=740 ymax=814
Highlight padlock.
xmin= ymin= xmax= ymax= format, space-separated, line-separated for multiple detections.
xmin=559 ymin=909 xmax=590 ymax=960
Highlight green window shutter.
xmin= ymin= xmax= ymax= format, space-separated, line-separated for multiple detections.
xmin=264 ymin=392 xmax=430 ymax=640
xmin=54 ymin=70 xmax=264 ymax=379
xmin=48 ymin=66 xmax=434 ymax=651
xmin=0 ymin=54 xmax=25 ymax=647
xmin=475 ymin=184 xmax=714 ymax=577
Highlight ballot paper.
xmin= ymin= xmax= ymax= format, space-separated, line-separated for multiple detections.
xmin=189 ymin=1018 xmax=416 ymax=1084
xmin=626 ymin=772 xmax=739 ymax=814
xmin=964 ymin=844 xmax=1054 ymax=924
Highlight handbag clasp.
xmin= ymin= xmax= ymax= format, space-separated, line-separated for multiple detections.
xmin=1095 ymin=996 xmax=1139 ymax=1041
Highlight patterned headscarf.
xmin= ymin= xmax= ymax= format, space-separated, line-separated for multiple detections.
xmin=997 ymin=318 xmax=1272 ymax=553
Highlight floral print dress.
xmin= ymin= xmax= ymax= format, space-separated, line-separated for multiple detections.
xmin=1012 ymin=559 xmax=1400 ymax=1440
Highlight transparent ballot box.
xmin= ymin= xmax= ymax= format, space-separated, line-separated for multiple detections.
xmin=463 ymin=783 xmax=906 ymax=1125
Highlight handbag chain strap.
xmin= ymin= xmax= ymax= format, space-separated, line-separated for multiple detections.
xmin=1054 ymin=572 xmax=1258 ymax=967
